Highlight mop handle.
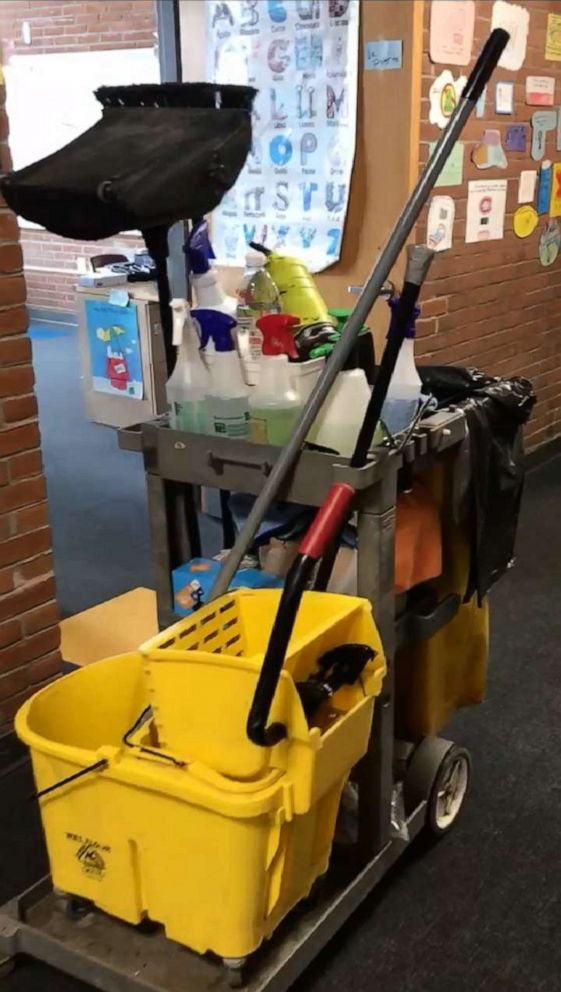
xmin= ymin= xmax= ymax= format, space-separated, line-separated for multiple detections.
xmin=213 ymin=28 xmax=509 ymax=602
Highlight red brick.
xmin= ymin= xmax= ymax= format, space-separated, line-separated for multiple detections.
xmin=0 ymin=276 xmax=25 ymax=305
xmin=0 ymin=567 xmax=15 ymax=596
xmin=0 ymin=335 xmax=31 ymax=365
xmin=0 ymin=243 xmax=22 ymax=272
xmin=16 ymin=553 xmax=54 ymax=583
xmin=2 ymin=393 xmax=38 ymax=423
xmin=0 ymin=625 xmax=60 ymax=676
xmin=0 ymin=461 xmax=8 ymax=486
xmin=0 ymin=422 xmax=40 ymax=456
xmin=0 ymin=306 xmax=28 ymax=337
xmin=0 ymin=476 xmax=46 ymax=513
xmin=22 ymin=601 xmax=59 ymax=636
xmin=0 ymin=527 xmax=51 ymax=569
xmin=8 ymin=449 xmax=43 ymax=480
xmin=14 ymin=501 xmax=50 ymax=535
xmin=0 ymin=366 xmax=35 ymax=400
xmin=0 ymin=213 xmax=18 ymax=241
xmin=0 ymin=618 xmax=20 ymax=649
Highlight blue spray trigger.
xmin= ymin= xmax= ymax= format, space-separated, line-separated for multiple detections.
xmin=187 ymin=219 xmax=216 ymax=275
xmin=192 ymin=308 xmax=237 ymax=351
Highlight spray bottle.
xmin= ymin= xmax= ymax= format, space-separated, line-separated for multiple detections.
xmin=187 ymin=220 xmax=237 ymax=316
xmin=307 ymin=366 xmax=372 ymax=457
xmin=380 ymin=298 xmax=422 ymax=435
xmin=249 ymin=314 xmax=302 ymax=446
xmin=166 ymin=299 xmax=210 ymax=433
xmin=192 ymin=308 xmax=250 ymax=439
xmin=250 ymin=242 xmax=333 ymax=326
xmin=236 ymin=247 xmax=281 ymax=367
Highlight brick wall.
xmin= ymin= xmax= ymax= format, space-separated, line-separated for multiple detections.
xmin=417 ymin=0 xmax=561 ymax=449
xmin=0 ymin=0 xmax=156 ymax=317
xmin=0 ymin=73 xmax=61 ymax=733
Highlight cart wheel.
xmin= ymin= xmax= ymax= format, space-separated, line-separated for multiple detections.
xmin=404 ymin=736 xmax=471 ymax=836
xmin=64 ymin=895 xmax=93 ymax=921
xmin=223 ymin=957 xmax=247 ymax=988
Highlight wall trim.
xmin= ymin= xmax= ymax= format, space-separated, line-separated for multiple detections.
xmin=28 ymin=306 xmax=77 ymax=328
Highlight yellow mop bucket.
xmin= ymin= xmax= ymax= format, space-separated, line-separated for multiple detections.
xmin=16 ymin=591 xmax=385 ymax=961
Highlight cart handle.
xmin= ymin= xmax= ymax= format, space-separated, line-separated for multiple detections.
xmin=246 ymin=483 xmax=355 ymax=747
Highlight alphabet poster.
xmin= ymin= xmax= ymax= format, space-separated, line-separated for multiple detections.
xmin=206 ymin=0 xmax=360 ymax=272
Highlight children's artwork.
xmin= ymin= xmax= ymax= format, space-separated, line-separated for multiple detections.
xmin=429 ymin=141 xmax=464 ymax=186
xmin=471 ymin=130 xmax=507 ymax=170
xmin=518 ymin=169 xmax=537 ymax=203
xmin=538 ymin=220 xmax=561 ymax=266
xmin=465 ymin=179 xmax=507 ymax=243
xmin=476 ymin=86 xmax=487 ymax=118
xmin=545 ymin=12 xmax=561 ymax=61
xmin=426 ymin=195 xmax=455 ymax=252
xmin=364 ymin=39 xmax=402 ymax=70
xmin=429 ymin=70 xmax=467 ymax=129
xmin=495 ymin=81 xmax=514 ymax=114
xmin=491 ymin=1 xmax=529 ymax=72
xmin=537 ymin=161 xmax=552 ymax=214
xmin=557 ymin=107 xmax=561 ymax=151
xmin=505 ymin=124 xmax=527 ymax=152
xmin=513 ymin=205 xmax=538 ymax=238
xmin=531 ymin=110 xmax=557 ymax=160
xmin=85 ymin=299 xmax=143 ymax=399
xmin=205 ymin=0 xmax=360 ymax=271
xmin=549 ymin=162 xmax=561 ymax=217
xmin=429 ymin=0 xmax=475 ymax=66
xmin=526 ymin=76 xmax=555 ymax=107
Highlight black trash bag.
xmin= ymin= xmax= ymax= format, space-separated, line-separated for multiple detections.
xmin=1 ymin=82 xmax=256 ymax=241
xmin=420 ymin=367 xmax=535 ymax=603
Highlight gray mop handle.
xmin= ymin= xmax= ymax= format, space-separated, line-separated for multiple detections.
xmin=210 ymin=30 xmax=509 ymax=600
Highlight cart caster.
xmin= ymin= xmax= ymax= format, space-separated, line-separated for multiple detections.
xmin=64 ymin=895 xmax=93 ymax=921
xmin=0 ymin=955 xmax=15 ymax=979
xmin=223 ymin=957 xmax=247 ymax=988
xmin=404 ymin=737 xmax=471 ymax=837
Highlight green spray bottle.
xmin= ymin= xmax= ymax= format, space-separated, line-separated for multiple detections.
xmin=249 ymin=314 xmax=302 ymax=446
xmin=250 ymin=242 xmax=334 ymax=326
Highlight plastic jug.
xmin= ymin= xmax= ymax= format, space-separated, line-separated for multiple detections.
xmin=193 ymin=308 xmax=250 ymax=439
xmin=251 ymin=242 xmax=333 ymax=326
xmin=249 ymin=314 xmax=302 ymax=446
xmin=307 ymin=368 xmax=371 ymax=457
xmin=166 ymin=299 xmax=210 ymax=433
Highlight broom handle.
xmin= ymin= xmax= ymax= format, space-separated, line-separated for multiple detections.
xmin=212 ymin=28 xmax=509 ymax=601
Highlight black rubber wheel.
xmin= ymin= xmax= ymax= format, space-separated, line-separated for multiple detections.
xmin=404 ymin=736 xmax=471 ymax=836
xmin=64 ymin=895 xmax=93 ymax=921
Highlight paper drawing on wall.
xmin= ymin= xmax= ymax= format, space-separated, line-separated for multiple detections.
xmin=476 ymin=86 xmax=487 ymax=118
xmin=537 ymin=161 xmax=552 ymax=215
xmin=465 ymin=179 xmax=507 ymax=243
xmin=426 ymin=196 xmax=455 ymax=252
xmin=429 ymin=70 xmax=467 ymax=129
xmin=526 ymin=76 xmax=555 ymax=107
xmin=491 ymin=1 xmax=529 ymax=72
xmin=429 ymin=0 xmax=475 ymax=66
xmin=545 ymin=12 xmax=561 ymax=61
xmin=429 ymin=141 xmax=464 ymax=186
xmin=495 ymin=81 xmax=514 ymax=114
xmin=517 ymin=169 xmax=537 ymax=203
xmin=513 ymin=205 xmax=538 ymax=238
xmin=531 ymin=110 xmax=557 ymax=161
xmin=538 ymin=220 xmax=561 ymax=266
xmin=471 ymin=129 xmax=508 ymax=169
xmin=549 ymin=162 xmax=561 ymax=217
xmin=505 ymin=125 xmax=528 ymax=153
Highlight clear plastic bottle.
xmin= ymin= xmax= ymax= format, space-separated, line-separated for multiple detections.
xmin=237 ymin=247 xmax=281 ymax=363
xmin=307 ymin=369 xmax=371 ymax=457
xmin=166 ymin=299 xmax=210 ymax=433
xmin=249 ymin=314 xmax=302 ymax=446
xmin=192 ymin=308 xmax=250 ymax=439
xmin=381 ymin=300 xmax=422 ymax=436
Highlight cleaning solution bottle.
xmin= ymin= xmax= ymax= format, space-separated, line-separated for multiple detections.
xmin=251 ymin=242 xmax=333 ymax=326
xmin=166 ymin=299 xmax=210 ymax=433
xmin=249 ymin=314 xmax=302 ymax=446
xmin=380 ymin=298 xmax=423 ymax=436
xmin=192 ymin=308 xmax=250 ymax=439
xmin=307 ymin=368 xmax=371 ymax=457
xmin=187 ymin=219 xmax=237 ymax=317
xmin=236 ymin=247 xmax=281 ymax=363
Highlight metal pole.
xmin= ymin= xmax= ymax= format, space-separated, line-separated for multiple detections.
xmin=211 ymin=30 xmax=509 ymax=599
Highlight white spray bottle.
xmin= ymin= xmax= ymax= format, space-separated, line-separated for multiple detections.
xmin=192 ymin=308 xmax=250 ymax=439
xmin=166 ymin=299 xmax=211 ymax=433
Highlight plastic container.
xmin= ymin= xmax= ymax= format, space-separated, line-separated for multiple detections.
xmin=252 ymin=243 xmax=333 ymax=325
xmin=307 ymin=368 xmax=372 ymax=456
xmin=166 ymin=299 xmax=210 ymax=433
xmin=193 ymin=308 xmax=250 ymax=439
xmin=187 ymin=219 xmax=237 ymax=317
xmin=249 ymin=314 xmax=302 ymax=446
xmin=236 ymin=247 xmax=281 ymax=365
xmin=17 ymin=590 xmax=385 ymax=960
xmin=381 ymin=298 xmax=422 ymax=436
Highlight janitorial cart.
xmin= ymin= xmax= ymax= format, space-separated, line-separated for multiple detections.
xmin=0 ymin=27 xmax=533 ymax=992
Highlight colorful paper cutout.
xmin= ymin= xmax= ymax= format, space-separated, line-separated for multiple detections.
xmin=491 ymin=1 xmax=529 ymax=72
xmin=537 ymin=161 xmax=552 ymax=214
xmin=505 ymin=124 xmax=528 ymax=152
xmin=429 ymin=141 xmax=465 ymax=186
xmin=518 ymin=169 xmax=537 ymax=203
xmin=429 ymin=0 xmax=475 ymax=66
xmin=427 ymin=196 xmax=455 ymax=252
xmin=476 ymin=86 xmax=487 ymax=119
xmin=549 ymin=162 xmax=561 ymax=217
xmin=465 ymin=179 xmax=507 ymax=243
xmin=545 ymin=12 xmax=561 ymax=62
xmin=531 ymin=110 xmax=557 ymax=161
xmin=513 ymin=205 xmax=538 ymax=238
xmin=526 ymin=77 xmax=555 ymax=107
xmin=557 ymin=106 xmax=561 ymax=151
xmin=495 ymin=81 xmax=514 ymax=114
xmin=364 ymin=40 xmax=402 ymax=71
xmin=471 ymin=129 xmax=508 ymax=170
xmin=429 ymin=70 xmax=467 ymax=129
xmin=539 ymin=220 xmax=561 ymax=266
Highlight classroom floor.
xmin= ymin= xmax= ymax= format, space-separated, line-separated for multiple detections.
xmin=1 ymin=389 xmax=560 ymax=990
